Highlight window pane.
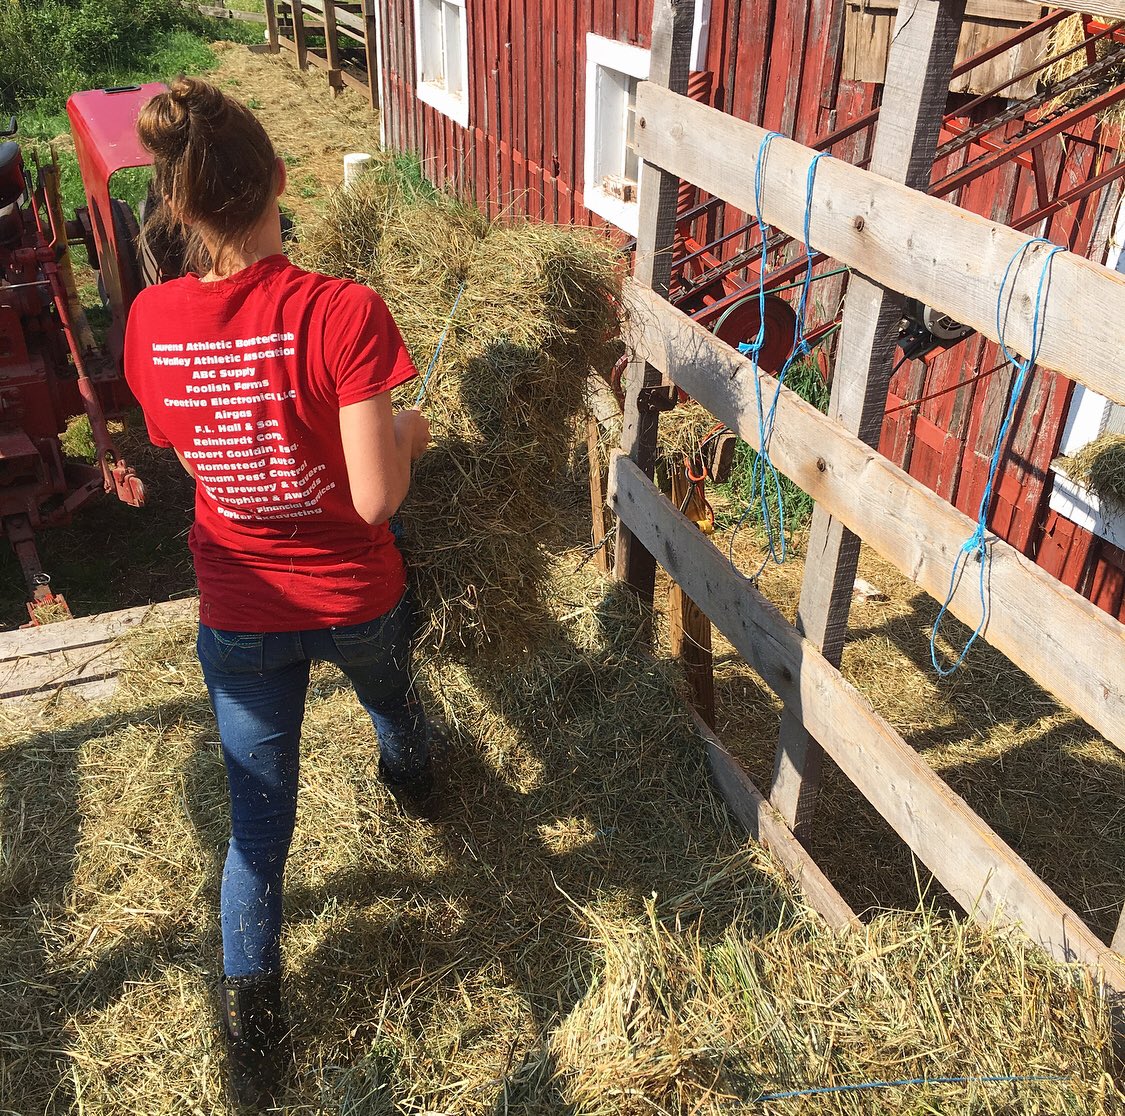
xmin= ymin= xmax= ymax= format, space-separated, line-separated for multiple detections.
xmin=420 ymin=0 xmax=443 ymax=84
xmin=443 ymin=0 xmax=463 ymax=98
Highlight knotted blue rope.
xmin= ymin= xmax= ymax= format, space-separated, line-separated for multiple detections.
xmin=731 ymin=139 xmax=831 ymax=579
xmin=929 ymin=237 xmax=1064 ymax=676
xmin=413 ymin=279 xmax=467 ymax=407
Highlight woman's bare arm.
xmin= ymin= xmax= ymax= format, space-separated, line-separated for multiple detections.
xmin=339 ymin=394 xmax=429 ymax=525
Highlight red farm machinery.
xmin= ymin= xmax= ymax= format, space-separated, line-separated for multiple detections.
xmin=0 ymin=84 xmax=161 ymax=623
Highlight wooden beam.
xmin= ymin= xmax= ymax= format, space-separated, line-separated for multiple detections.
xmin=1115 ymin=907 xmax=1125 ymax=955
xmin=634 ymin=81 xmax=1125 ymax=406
xmin=613 ymin=0 xmax=695 ymax=599
xmin=290 ymin=0 xmax=308 ymax=69
xmin=624 ymin=282 xmax=1125 ymax=753
xmin=669 ymin=468 xmax=716 ymax=727
xmin=0 ymin=600 xmax=196 ymax=704
xmin=586 ymin=415 xmax=610 ymax=575
xmin=774 ymin=0 xmax=966 ymax=837
xmin=1019 ymin=0 xmax=1125 ymax=20
xmin=691 ymin=713 xmax=859 ymax=930
xmin=264 ymin=0 xmax=279 ymax=49
xmin=322 ymin=0 xmax=343 ymax=83
xmin=609 ymin=453 xmax=1125 ymax=988
xmin=361 ymin=0 xmax=380 ymax=111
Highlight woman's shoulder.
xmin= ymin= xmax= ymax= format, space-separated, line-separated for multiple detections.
xmin=281 ymin=263 xmax=388 ymax=312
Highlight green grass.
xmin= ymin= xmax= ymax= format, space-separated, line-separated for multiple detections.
xmin=717 ymin=357 xmax=831 ymax=535
xmin=15 ymin=29 xmax=228 ymax=221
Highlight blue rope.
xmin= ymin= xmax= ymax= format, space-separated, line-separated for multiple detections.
xmin=929 ymin=237 xmax=1064 ymax=676
xmin=753 ymin=1073 xmax=1067 ymax=1103
xmin=413 ymin=279 xmax=467 ymax=408
xmin=731 ymin=141 xmax=831 ymax=579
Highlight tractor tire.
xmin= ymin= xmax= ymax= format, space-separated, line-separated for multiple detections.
xmin=110 ymin=198 xmax=144 ymax=302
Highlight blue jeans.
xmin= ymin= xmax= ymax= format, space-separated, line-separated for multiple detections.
xmin=196 ymin=591 xmax=429 ymax=979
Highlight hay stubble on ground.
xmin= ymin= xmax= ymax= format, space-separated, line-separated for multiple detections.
xmin=1 ymin=565 xmax=1120 ymax=1115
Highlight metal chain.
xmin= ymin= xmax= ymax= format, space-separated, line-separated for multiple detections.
xmin=934 ymin=41 xmax=1125 ymax=162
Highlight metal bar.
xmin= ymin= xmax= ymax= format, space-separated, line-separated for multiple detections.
xmin=1012 ymin=157 xmax=1125 ymax=231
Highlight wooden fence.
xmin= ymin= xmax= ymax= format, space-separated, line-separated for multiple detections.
xmin=613 ymin=0 xmax=1125 ymax=989
xmin=207 ymin=0 xmax=381 ymax=108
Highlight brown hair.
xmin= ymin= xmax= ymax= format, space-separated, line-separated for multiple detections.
xmin=136 ymin=77 xmax=278 ymax=276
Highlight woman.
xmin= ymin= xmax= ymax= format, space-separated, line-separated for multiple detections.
xmin=125 ymin=77 xmax=434 ymax=1109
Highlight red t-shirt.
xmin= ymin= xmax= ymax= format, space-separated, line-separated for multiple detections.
xmin=124 ymin=254 xmax=417 ymax=632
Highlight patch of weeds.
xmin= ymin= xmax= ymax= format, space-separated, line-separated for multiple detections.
xmin=61 ymin=415 xmax=97 ymax=462
xmin=716 ymin=356 xmax=831 ymax=535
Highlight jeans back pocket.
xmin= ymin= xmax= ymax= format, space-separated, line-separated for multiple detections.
xmin=197 ymin=627 xmax=265 ymax=674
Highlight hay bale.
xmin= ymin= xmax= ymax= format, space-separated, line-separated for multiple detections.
xmin=1066 ymin=433 xmax=1125 ymax=505
xmin=297 ymin=156 xmax=624 ymax=655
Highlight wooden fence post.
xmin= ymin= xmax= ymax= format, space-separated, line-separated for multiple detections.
xmin=264 ymin=0 xmax=279 ymax=52
xmin=612 ymin=0 xmax=695 ymax=604
xmin=291 ymin=0 xmax=309 ymax=70
xmin=323 ymin=0 xmax=343 ymax=91
xmin=770 ymin=0 xmax=968 ymax=839
xmin=362 ymin=0 xmax=381 ymax=111
xmin=669 ymin=468 xmax=716 ymax=727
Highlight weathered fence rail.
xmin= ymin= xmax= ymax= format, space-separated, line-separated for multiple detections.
xmin=616 ymin=0 xmax=1125 ymax=988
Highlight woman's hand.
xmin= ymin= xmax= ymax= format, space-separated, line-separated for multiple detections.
xmin=395 ymin=408 xmax=431 ymax=460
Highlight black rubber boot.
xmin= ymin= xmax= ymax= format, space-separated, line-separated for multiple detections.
xmin=379 ymin=758 xmax=438 ymax=820
xmin=220 ymin=972 xmax=290 ymax=1112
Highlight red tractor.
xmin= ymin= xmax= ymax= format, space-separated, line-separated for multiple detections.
xmin=0 ymin=83 xmax=162 ymax=623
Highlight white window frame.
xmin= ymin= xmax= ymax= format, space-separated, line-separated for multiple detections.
xmin=583 ymin=15 xmax=711 ymax=237
xmin=1048 ymin=191 xmax=1125 ymax=548
xmin=413 ymin=0 xmax=469 ymax=128
xmin=584 ymin=35 xmax=650 ymax=236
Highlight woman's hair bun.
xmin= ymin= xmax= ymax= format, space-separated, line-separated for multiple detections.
xmin=136 ymin=76 xmax=228 ymax=158
xmin=168 ymin=76 xmax=229 ymax=128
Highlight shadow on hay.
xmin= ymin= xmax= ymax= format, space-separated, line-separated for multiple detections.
xmin=2 ymin=575 xmax=793 ymax=1112
xmin=264 ymin=588 xmax=788 ymax=1110
xmin=0 ymin=694 xmax=210 ymax=1112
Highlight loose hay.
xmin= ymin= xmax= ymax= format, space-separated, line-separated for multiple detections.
xmin=1 ymin=562 xmax=1122 ymax=1114
xmin=1066 ymin=433 xmax=1125 ymax=506
xmin=1042 ymin=16 xmax=1125 ymax=130
xmin=297 ymin=157 xmax=625 ymax=655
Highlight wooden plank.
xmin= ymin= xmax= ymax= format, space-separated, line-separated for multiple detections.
xmin=669 ymin=468 xmax=716 ymax=728
xmin=197 ymin=4 xmax=268 ymax=22
xmin=634 ymin=81 xmax=1125 ymax=406
xmin=774 ymin=0 xmax=966 ymax=836
xmin=1115 ymin=907 xmax=1125 ymax=955
xmin=361 ymin=0 xmax=379 ymax=109
xmin=586 ymin=414 xmax=610 ymax=575
xmin=692 ymin=714 xmax=859 ymax=931
xmin=0 ymin=601 xmax=191 ymax=662
xmin=290 ymin=0 xmax=308 ymax=68
xmin=608 ymin=453 xmax=1125 ymax=988
xmin=1017 ymin=0 xmax=1125 ymax=18
xmin=624 ymin=283 xmax=1125 ymax=753
xmin=322 ymin=0 xmax=343 ymax=79
xmin=0 ymin=600 xmax=196 ymax=703
xmin=613 ymin=0 xmax=696 ymax=599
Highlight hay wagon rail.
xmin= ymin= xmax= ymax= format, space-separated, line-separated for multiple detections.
xmin=614 ymin=0 xmax=1125 ymax=990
